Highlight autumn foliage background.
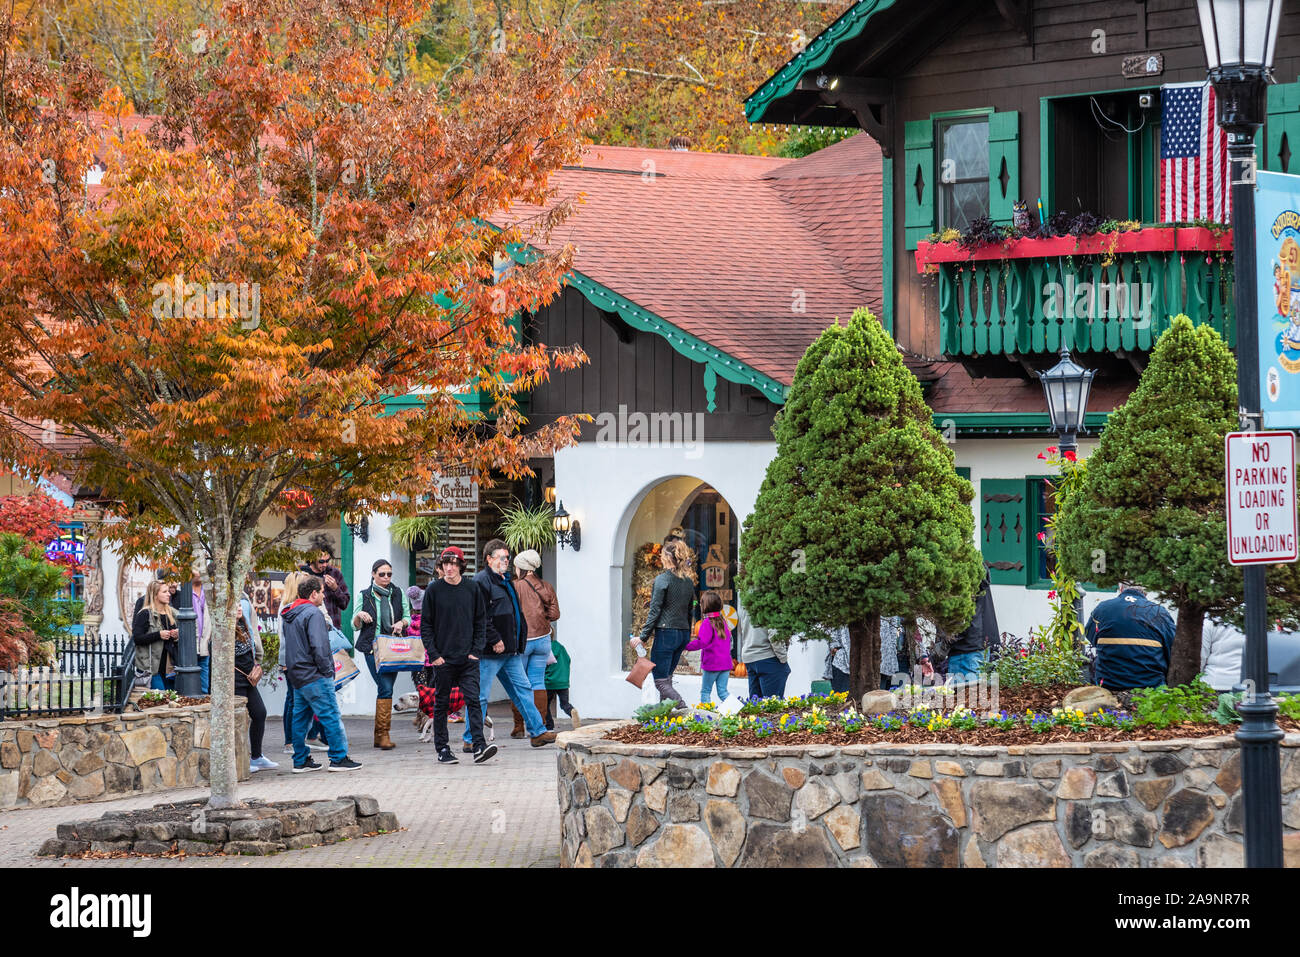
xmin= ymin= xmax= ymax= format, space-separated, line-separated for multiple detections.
xmin=18 ymin=0 xmax=852 ymax=156
xmin=0 ymin=0 xmax=607 ymax=802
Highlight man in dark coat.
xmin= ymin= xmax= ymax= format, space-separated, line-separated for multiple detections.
xmin=947 ymin=568 xmax=1000 ymax=683
xmin=463 ymin=539 xmax=557 ymax=752
xmin=421 ymin=546 xmax=495 ymax=764
xmin=1085 ymin=582 xmax=1176 ymax=690
xmin=301 ymin=547 xmax=350 ymax=629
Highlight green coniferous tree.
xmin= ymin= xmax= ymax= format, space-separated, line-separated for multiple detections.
xmin=737 ymin=309 xmax=984 ymax=701
xmin=1055 ymin=314 xmax=1300 ymax=686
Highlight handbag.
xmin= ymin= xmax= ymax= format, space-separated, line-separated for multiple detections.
xmin=375 ymin=633 xmax=426 ymax=673
xmin=626 ymin=642 xmax=655 ymax=689
xmin=328 ymin=626 xmax=354 ymax=657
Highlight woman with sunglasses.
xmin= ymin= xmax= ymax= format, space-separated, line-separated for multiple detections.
xmin=352 ymin=559 xmax=411 ymax=750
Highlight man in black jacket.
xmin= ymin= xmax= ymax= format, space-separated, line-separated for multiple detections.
xmin=283 ymin=576 xmax=362 ymax=773
xmin=947 ymin=569 xmax=1000 ymax=684
xmin=463 ymin=539 xmax=557 ymax=752
xmin=421 ymin=546 xmax=496 ymax=764
xmin=301 ymin=547 xmax=350 ymax=630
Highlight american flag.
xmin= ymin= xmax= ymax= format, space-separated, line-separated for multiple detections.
xmin=1160 ymin=82 xmax=1230 ymax=223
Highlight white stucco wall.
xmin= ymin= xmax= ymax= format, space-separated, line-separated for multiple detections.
xmin=550 ymin=440 xmax=824 ymax=720
xmin=953 ymin=436 xmax=1116 ymax=639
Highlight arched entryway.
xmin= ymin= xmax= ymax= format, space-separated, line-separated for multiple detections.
xmin=616 ymin=476 xmax=738 ymax=671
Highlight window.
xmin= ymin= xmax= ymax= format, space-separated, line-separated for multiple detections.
xmin=1047 ymin=91 xmax=1160 ymax=222
xmin=1030 ymin=477 xmax=1055 ymax=587
xmin=47 ymin=523 xmax=85 ymax=635
xmin=937 ymin=117 xmax=990 ymax=232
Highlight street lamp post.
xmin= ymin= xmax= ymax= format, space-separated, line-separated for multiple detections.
xmin=1197 ymin=0 xmax=1285 ymax=869
xmin=173 ymin=574 xmax=201 ymax=698
xmin=1037 ymin=347 xmax=1096 ymax=456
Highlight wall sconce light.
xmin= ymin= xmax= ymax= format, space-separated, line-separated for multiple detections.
xmin=815 ymin=73 xmax=840 ymax=91
xmin=344 ymin=510 xmax=370 ymax=543
xmin=543 ymin=479 xmax=556 ymax=505
xmin=553 ymin=500 xmax=581 ymax=552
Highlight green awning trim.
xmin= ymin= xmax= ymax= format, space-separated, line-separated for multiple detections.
xmin=932 ymin=411 xmax=1110 ymax=436
xmin=744 ymin=0 xmax=899 ymax=124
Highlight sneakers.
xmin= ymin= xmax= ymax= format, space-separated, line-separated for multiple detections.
xmin=530 ymin=731 xmax=558 ymax=748
xmin=249 ymin=756 xmax=279 ymax=773
xmin=282 ymin=744 xmax=294 ymax=755
xmin=328 ymin=757 xmax=363 ymax=772
xmin=437 ymin=748 xmax=458 ymax=764
xmin=472 ymin=743 xmax=498 ymax=764
xmin=306 ymin=738 xmax=330 ymax=751
xmin=292 ymin=757 xmax=323 ymax=773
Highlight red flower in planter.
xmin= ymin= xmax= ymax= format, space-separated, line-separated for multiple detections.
xmin=1046 ymin=446 xmax=1058 ymax=454
xmin=1036 ymin=452 xmax=1047 ymax=460
xmin=1037 ymin=532 xmax=1046 ymax=542
xmin=1047 ymin=589 xmax=1058 ymax=600
xmin=1063 ymin=449 xmax=1077 ymax=462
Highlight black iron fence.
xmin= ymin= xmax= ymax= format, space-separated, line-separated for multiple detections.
xmin=0 ymin=634 xmax=132 ymax=720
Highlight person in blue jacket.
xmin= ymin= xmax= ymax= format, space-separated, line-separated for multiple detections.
xmin=1084 ymin=582 xmax=1176 ymax=690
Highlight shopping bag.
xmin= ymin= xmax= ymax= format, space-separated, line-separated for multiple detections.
xmin=626 ymin=641 xmax=655 ymax=689
xmin=375 ymin=633 xmax=426 ymax=673
xmin=333 ymin=650 xmax=360 ymax=690
xmin=639 ymin=672 xmax=661 ymax=706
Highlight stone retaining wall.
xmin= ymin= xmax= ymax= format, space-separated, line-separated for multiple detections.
xmin=557 ymin=723 xmax=1300 ymax=867
xmin=0 ymin=703 xmax=249 ymax=809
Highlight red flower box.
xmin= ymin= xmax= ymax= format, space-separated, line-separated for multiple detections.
xmin=914 ymin=226 xmax=1233 ymax=274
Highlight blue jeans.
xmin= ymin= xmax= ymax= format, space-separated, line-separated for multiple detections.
xmin=948 ymin=651 xmax=987 ymax=683
xmin=649 ymin=628 xmax=688 ymax=680
xmin=699 ymin=669 xmax=729 ymax=703
xmin=746 ymin=657 xmax=790 ymax=699
xmin=199 ymin=656 xmax=210 ymax=695
xmin=363 ymin=653 xmax=396 ymax=700
xmin=521 ymin=635 xmax=552 ymax=690
xmin=292 ymin=676 xmax=347 ymax=765
xmin=283 ymin=682 xmax=325 ymax=745
xmin=464 ymin=654 xmax=546 ymax=743
xmin=149 ymin=674 xmax=175 ymax=691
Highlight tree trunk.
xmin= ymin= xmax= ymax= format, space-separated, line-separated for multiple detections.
xmin=848 ymin=614 xmax=881 ymax=706
xmin=1167 ymin=603 xmax=1206 ymax=688
xmin=206 ymin=541 xmax=255 ymax=809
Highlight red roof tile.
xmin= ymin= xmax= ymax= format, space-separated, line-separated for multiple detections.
xmin=494 ymin=136 xmax=884 ymax=386
xmin=921 ymin=360 xmax=1137 ymax=417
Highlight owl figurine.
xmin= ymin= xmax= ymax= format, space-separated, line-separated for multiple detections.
xmin=1012 ymin=200 xmax=1031 ymax=232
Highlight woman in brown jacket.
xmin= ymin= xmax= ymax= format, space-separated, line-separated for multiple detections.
xmin=510 ymin=549 xmax=560 ymax=737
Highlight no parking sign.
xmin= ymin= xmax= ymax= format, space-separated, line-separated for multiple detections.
xmin=1226 ymin=430 xmax=1299 ymax=565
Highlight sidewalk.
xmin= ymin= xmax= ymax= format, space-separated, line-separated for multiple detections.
xmin=0 ymin=702 xmax=588 ymax=868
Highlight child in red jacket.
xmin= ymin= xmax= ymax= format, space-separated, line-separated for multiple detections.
xmin=685 ymin=590 xmax=733 ymax=704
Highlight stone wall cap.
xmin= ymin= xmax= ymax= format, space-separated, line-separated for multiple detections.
xmin=33 ymin=720 xmax=61 ymax=728
xmin=720 ymin=749 xmax=769 ymax=760
xmin=587 ymin=743 xmax=641 ymax=755
xmin=1024 ymin=744 xmax=1092 ymax=754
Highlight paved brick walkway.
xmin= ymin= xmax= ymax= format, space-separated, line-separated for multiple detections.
xmin=0 ymin=703 xmax=590 ymax=868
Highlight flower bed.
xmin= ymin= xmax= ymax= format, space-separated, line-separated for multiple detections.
xmin=608 ymin=685 xmax=1300 ymax=750
xmin=914 ymin=225 xmax=1232 ymax=272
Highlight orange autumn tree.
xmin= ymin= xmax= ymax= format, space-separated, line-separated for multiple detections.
xmin=0 ymin=0 xmax=605 ymax=806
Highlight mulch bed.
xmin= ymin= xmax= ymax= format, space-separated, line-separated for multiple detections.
xmin=137 ymin=696 xmax=210 ymax=710
xmin=604 ymin=682 xmax=1300 ymax=748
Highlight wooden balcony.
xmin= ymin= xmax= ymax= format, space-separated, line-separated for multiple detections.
xmin=914 ymin=227 xmax=1234 ymax=359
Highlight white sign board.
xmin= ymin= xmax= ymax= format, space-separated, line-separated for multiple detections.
xmin=432 ymin=467 xmax=479 ymax=513
xmin=1226 ymin=430 xmax=1299 ymax=565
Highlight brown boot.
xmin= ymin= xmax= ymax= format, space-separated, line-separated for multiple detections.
xmin=530 ymin=730 xmax=558 ymax=747
xmin=533 ymin=689 xmax=551 ymax=732
xmin=374 ymin=699 xmax=395 ymax=750
xmin=510 ymin=703 xmax=526 ymax=738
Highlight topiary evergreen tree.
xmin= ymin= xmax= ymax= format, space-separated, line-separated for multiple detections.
xmin=1055 ymin=314 xmax=1300 ymax=686
xmin=737 ymin=308 xmax=984 ymax=701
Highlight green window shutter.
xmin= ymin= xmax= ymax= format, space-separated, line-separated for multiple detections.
xmin=956 ymin=466 xmax=972 ymax=481
xmin=979 ymin=478 xmax=1028 ymax=585
xmin=1266 ymin=80 xmax=1300 ymax=173
xmin=988 ymin=110 xmax=1019 ymax=226
xmin=903 ymin=119 xmax=935 ymax=250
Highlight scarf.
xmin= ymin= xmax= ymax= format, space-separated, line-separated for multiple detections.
xmin=372 ymin=582 xmax=395 ymax=634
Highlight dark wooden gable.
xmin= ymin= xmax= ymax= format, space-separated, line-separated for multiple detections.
xmin=524 ymin=285 xmax=779 ymax=441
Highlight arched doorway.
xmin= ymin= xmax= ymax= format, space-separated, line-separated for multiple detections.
xmin=619 ymin=476 xmax=738 ymax=671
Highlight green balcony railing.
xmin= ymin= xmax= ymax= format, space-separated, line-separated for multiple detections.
xmin=915 ymin=227 xmax=1234 ymax=357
